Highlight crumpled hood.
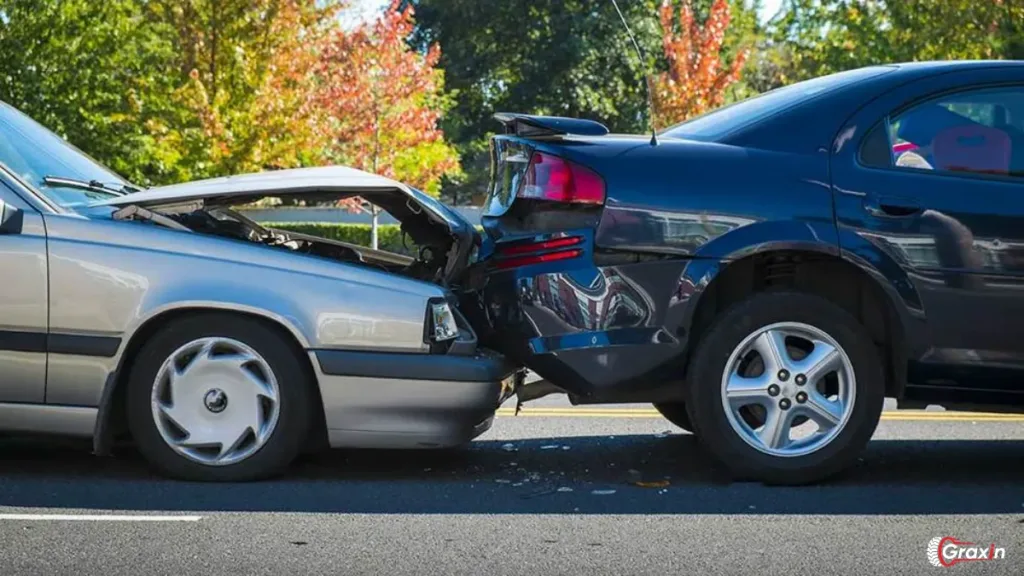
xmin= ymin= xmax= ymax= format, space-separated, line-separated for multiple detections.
xmin=94 ymin=165 xmax=418 ymax=208
xmin=91 ymin=165 xmax=478 ymax=286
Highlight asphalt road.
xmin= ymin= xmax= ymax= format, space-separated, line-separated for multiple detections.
xmin=1 ymin=397 xmax=1022 ymax=576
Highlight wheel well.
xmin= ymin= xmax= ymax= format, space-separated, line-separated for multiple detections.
xmin=688 ymin=250 xmax=906 ymax=398
xmin=101 ymin=308 xmax=328 ymax=452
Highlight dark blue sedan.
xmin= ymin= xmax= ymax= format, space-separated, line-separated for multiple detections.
xmin=462 ymin=60 xmax=1024 ymax=485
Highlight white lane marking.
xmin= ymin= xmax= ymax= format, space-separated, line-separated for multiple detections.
xmin=0 ymin=514 xmax=202 ymax=522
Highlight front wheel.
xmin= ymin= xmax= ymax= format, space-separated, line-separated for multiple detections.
xmin=685 ymin=291 xmax=884 ymax=485
xmin=126 ymin=313 xmax=315 ymax=481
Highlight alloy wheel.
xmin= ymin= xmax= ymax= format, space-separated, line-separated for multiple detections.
xmin=720 ymin=321 xmax=856 ymax=458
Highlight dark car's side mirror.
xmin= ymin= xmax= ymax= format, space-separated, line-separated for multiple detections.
xmin=0 ymin=199 xmax=24 ymax=235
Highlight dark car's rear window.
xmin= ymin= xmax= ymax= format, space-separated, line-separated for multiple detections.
xmin=661 ymin=66 xmax=897 ymax=142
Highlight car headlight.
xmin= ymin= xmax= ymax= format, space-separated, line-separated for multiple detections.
xmin=430 ymin=301 xmax=459 ymax=342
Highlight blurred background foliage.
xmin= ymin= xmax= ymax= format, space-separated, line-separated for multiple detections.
xmin=0 ymin=0 xmax=1022 ymax=205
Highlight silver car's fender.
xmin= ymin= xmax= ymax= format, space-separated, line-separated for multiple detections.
xmin=41 ymin=213 xmax=447 ymax=451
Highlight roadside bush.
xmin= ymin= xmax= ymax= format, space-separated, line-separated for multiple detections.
xmin=265 ymin=222 xmax=413 ymax=254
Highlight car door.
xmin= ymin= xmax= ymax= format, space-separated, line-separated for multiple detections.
xmin=0 ymin=173 xmax=48 ymax=403
xmin=831 ymin=66 xmax=1024 ymax=398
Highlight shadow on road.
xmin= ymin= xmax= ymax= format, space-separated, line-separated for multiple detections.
xmin=0 ymin=434 xmax=1021 ymax=516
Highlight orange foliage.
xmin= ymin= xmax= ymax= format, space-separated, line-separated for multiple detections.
xmin=651 ymin=0 xmax=749 ymax=127
xmin=316 ymin=0 xmax=460 ymax=210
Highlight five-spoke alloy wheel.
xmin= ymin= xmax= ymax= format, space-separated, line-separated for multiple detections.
xmin=127 ymin=313 xmax=315 ymax=482
xmin=721 ymin=322 xmax=855 ymax=457
xmin=685 ymin=291 xmax=884 ymax=485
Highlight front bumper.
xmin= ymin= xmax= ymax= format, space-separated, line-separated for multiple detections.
xmin=311 ymin=347 xmax=521 ymax=449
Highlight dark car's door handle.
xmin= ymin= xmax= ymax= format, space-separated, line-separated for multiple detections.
xmin=864 ymin=195 xmax=922 ymax=217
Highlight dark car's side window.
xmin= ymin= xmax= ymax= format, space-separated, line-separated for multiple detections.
xmin=858 ymin=122 xmax=892 ymax=168
xmin=881 ymin=86 xmax=1024 ymax=179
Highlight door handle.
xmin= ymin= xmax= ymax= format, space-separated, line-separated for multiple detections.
xmin=864 ymin=195 xmax=921 ymax=217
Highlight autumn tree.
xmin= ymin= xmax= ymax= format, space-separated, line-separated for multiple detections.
xmin=651 ymin=0 xmax=749 ymax=127
xmin=316 ymin=0 xmax=461 ymax=247
xmin=150 ymin=0 xmax=341 ymax=182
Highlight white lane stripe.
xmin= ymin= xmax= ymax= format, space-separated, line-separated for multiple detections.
xmin=0 ymin=514 xmax=202 ymax=522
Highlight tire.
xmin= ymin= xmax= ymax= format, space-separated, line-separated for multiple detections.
xmin=685 ymin=291 xmax=884 ymax=485
xmin=126 ymin=313 xmax=315 ymax=481
xmin=653 ymin=402 xmax=694 ymax=433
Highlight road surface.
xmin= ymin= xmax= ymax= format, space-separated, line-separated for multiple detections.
xmin=0 ymin=398 xmax=1021 ymax=575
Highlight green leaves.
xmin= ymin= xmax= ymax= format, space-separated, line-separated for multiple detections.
xmin=409 ymin=0 xmax=760 ymax=203
xmin=766 ymin=0 xmax=1023 ymax=85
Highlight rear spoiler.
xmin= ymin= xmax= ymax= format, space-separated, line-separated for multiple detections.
xmin=493 ymin=112 xmax=609 ymax=138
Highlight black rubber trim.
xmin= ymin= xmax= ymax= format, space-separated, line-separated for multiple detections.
xmin=314 ymin=349 xmax=515 ymax=382
xmin=0 ymin=330 xmax=47 ymax=353
xmin=0 ymin=330 xmax=120 ymax=357
xmin=49 ymin=333 xmax=121 ymax=358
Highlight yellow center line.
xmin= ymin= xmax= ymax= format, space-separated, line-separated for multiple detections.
xmin=495 ymin=407 xmax=1024 ymax=422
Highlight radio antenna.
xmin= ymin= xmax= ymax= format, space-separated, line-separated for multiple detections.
xmin=610 ymin=0 xmax=658 ymax=146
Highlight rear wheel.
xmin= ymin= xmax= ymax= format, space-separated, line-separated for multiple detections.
xmin=653 ymin=402 xmax=693 ymax=433
xmin=126 ymin=313 xmax=315 ymax=481
xmin=685 ymin=291 xmax=884 ymax=485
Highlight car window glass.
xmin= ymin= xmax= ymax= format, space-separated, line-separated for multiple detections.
xmin=886 ymin=86 xmax=1024 ymax=178
xmin=661 ymin=66 xmax=896 ymax=141
xmin=0 ymin=101 xmax=129 ymax=207
xmin=858 ymin=122 xmax=891 ymax=168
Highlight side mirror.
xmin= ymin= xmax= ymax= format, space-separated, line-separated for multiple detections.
xmin=0 ymin=199 xmax=24 ymax=235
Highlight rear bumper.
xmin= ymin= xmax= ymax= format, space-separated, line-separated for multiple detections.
xmin=311 ymin=348 xmax=521 ymax=449
xmin=464 ymin=257 xmax=702 ymax=402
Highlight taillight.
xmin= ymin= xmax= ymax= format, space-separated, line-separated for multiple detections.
xmin=493 ymin=235 xmax=585 ymax=270
xmin=493 ymin=249 xmax=583 ymax=270
xmin=517 ymin=152 xmax=605 ymax=205
xmin=497 ymin=236 xmax=582 ymax=256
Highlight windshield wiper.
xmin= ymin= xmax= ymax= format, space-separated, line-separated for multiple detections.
xmin=42 ymin=176 xmax=130 ymax=196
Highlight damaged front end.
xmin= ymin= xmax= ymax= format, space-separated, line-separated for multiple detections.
xmin=92 ymin=166 xmax=479 ymax=289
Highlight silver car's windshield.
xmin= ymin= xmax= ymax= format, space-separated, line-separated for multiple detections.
xmin=0 ymin=101 xmax=133 ymax=208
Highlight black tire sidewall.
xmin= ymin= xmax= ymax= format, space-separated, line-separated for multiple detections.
xmin=685 ymin=291 xmax=884 ymax=485
xmin=653 ymin=402 xmax=693 ymax=433
xmin=126 ymin=313 xmax=314 ymax=481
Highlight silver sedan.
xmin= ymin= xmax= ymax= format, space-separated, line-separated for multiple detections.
xmin=0 ymin=100 xmax=520 ymax=481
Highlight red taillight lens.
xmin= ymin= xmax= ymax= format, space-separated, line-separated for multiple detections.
xmin=493 ymin=235 xmax=585 ymax=270
xmin=496 ymin=236 xmax=583 ymax=256
xmin=494 ymin=249 xmax=583 ymax=270
xmin=517 ymin=152 xmax=605 ymax=205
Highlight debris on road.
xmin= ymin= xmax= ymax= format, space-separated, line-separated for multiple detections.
xmin=521 ymin=488 xmax=558 ymax=499
xmin=557 ymin=487 xmax=573 ymax=493
xmin=634 ymin=480 xmax=670 ymax=488
xmin=591 ymin=489 xmax=617 ymax=495
xmin=501 ymin=443 xmax=517 ymax=452
xmin=540 ymin=445 xmax=559 ymax=450
xmin=655 ymin=430 xmax=672 ymax=438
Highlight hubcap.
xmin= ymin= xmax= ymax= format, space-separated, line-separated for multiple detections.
xmin=151 ymin=337 xmax=280 ymax=466
xmin=203 ymin=389 xmax=228 ymax=413
xmin=720 ymin=322 xmax=856 ymax=457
